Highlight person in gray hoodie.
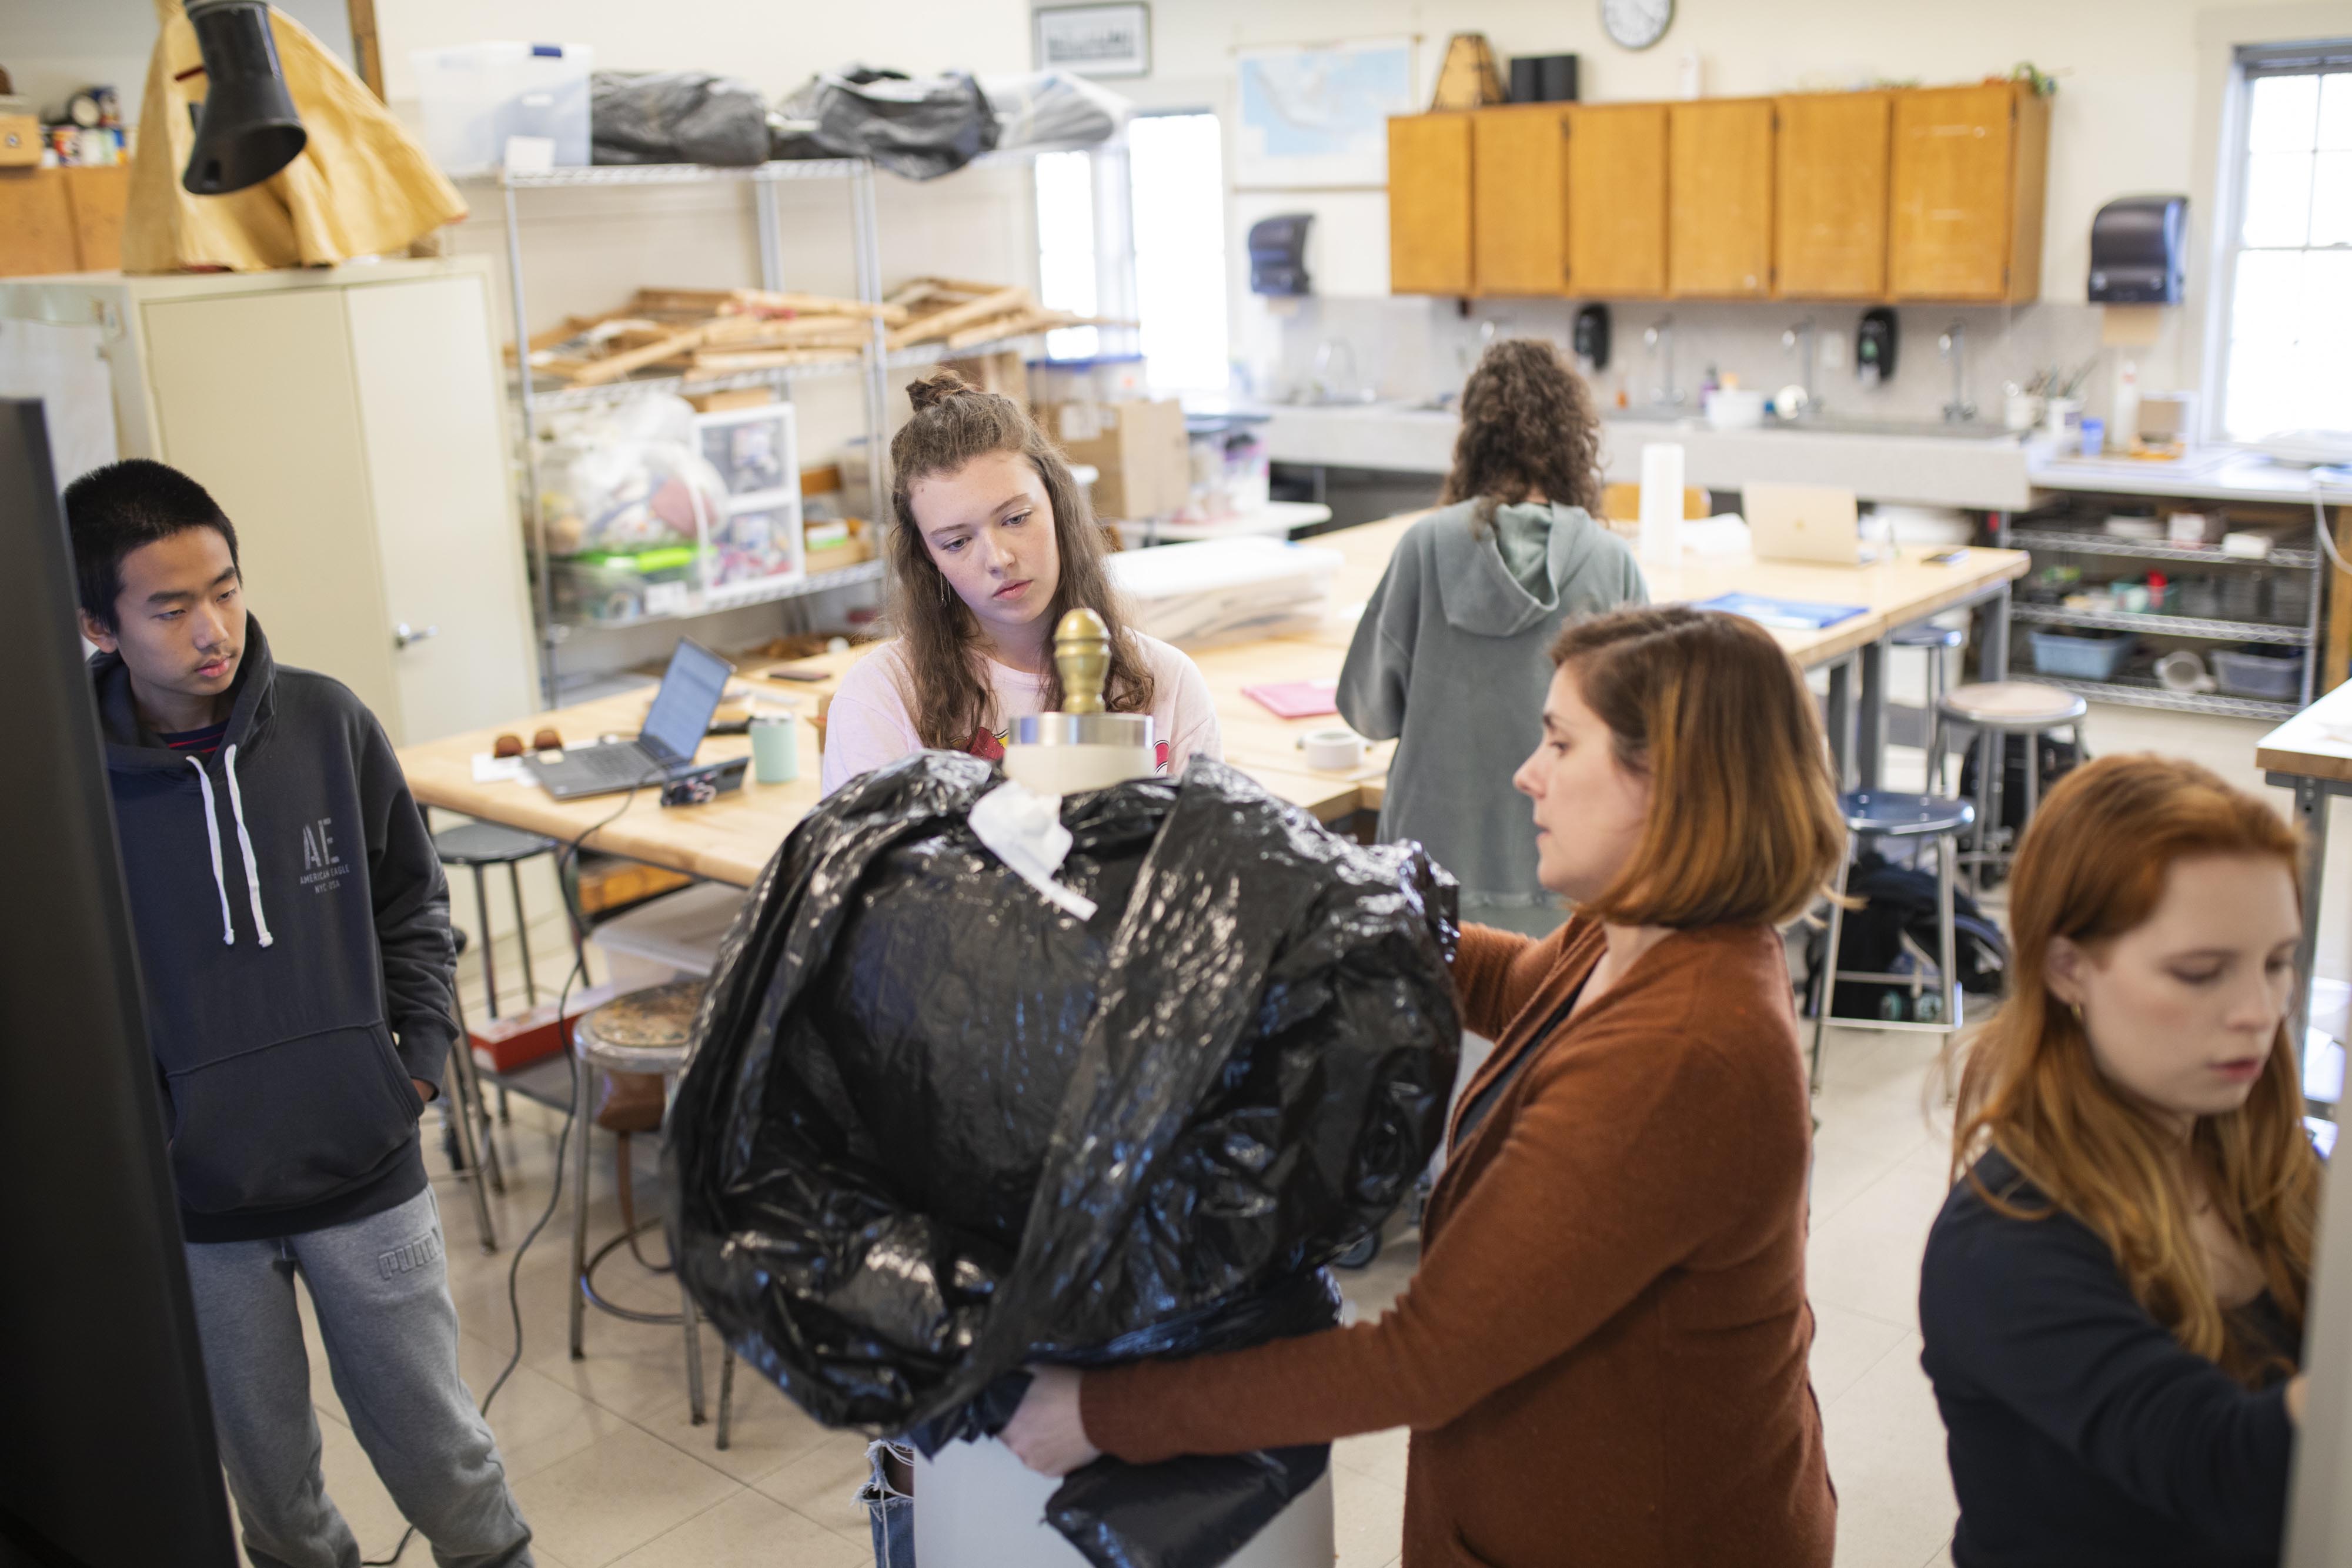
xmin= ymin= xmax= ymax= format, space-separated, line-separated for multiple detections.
xmin=1338 ymin=338 xmax=1646 ymax=937
xmin=68 ymin=459 xmax=533 ymax=1568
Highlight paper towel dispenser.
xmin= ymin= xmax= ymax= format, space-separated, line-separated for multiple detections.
xmin=2089 ymin=195 xmax=2187 ymax=305
xmin=1248 ymin=214 xmax=1312 ymax=296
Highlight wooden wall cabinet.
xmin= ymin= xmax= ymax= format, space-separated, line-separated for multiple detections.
xmin=0 ymin=166 xmax=131 ymax=277
xmin=1568 ymin=103 xmax=1669 ymax=298
xmin=1888 ymin=82 xmax=2050 ymax=303
xmin=1668 ymin=98 xmax=1774 ymax=298
xmin=1776 ymin=92 xmax=1891 ymax=299
xmin=1387 ymin=115 xmax=1475 ymax=296
xmin=1471 ymin=105 xmax=1572 ymax=296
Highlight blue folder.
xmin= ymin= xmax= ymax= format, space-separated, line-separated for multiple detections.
xmin=1693 ymin=592 xmax=1869 ymax=631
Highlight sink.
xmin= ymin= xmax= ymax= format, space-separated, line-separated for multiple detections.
xmin=1608 ymin=404 xmax=1698 ymax=424
xmin=1781 ymin=415 xmax=2022 ymax=442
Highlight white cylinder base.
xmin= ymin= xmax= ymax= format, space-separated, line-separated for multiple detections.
xmin=910 ymin=1437 xmax=1336 ymax=1568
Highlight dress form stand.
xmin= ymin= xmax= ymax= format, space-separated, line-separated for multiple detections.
xmin=1001 ymin=607 xmax=1157 ymax=794
xmin=911 ymin=607 xmax=1336 ymax=1567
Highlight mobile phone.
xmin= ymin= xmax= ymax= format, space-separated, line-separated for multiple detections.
xmin=765 ymin=665 xmax=830 ymax=683
xmin=1925 ymin=549 xmax=1968 ymax=565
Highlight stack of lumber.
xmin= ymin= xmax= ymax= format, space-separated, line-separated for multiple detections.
xmin=513 ymin=281 xmax=1128 ymax=388
xmin=884 ymin=278 xmax=1123 ymax=353
xmin=514 ymin=287 xmax=900 ymax=386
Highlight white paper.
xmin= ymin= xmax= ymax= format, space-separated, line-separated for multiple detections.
xmin=471 ymin=752 xmax=534 ymax=785
xmin=968 ymin=780 xmax=1098 ymax=920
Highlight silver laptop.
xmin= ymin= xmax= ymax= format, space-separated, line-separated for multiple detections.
xmin=1743 ymin=482 xmax=1877 ymax=566
xmin=526 ymin=638 xmax=734 ymax=800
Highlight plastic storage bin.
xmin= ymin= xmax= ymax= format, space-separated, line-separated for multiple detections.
xmin=552 ymin=546 xmax=701 ymax=626
xmin=590 ymin=882 xmax=748 ymax=993
xmin=2212 ymin=647 xmax=2304 ymax=701
xmin=413 ymin=42 xmax=593 ymax=173
xmin=2029 ymin=629 xmax=2135 ymax=680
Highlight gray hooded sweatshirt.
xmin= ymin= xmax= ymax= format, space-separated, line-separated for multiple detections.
xmin=1337 ymin=499 xmax=1648 ymax=910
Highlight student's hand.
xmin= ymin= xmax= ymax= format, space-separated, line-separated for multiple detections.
xmin=1002 ymin=1366 xmax=1100 ymax=1476
xmin=2287 ymin=1372 xmax=2308 ymax=1425
xmin=411 ymin=1077 xmax=436 ymax=1108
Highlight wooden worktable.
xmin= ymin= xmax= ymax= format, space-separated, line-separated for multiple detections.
xmin=398 ymin=514 xmax=2027 ymax=888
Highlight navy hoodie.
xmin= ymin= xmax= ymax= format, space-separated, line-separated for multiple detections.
xmin=93 ymin=616 xmax=459 ymax=1243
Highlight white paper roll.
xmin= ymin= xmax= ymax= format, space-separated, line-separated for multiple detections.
xmin=1639 ymin=443 xmax=1685 ymax=566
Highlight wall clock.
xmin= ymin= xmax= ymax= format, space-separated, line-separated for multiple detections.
xmin=1601 ymin=0 xmax=1673 ymax=51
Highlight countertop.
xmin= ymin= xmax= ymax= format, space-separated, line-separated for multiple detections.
xmin=1257 ymin=402 xmax=2352 ymax=515
xmin=1259 ymin=402 xmax=2035 ymax=511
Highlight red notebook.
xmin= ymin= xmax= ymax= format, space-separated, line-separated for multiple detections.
xmin=1244 ymin=679 xmax=1339 ymax=719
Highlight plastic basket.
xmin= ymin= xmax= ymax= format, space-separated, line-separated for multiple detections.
xmin=2029 ymin=629 xmax=2135 ymax=680
xmin=2211 ymin=648 xmax=2304 ymax=701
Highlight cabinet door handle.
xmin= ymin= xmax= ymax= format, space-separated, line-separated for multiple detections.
xmin=393 ymin=623 xmax=440 ymax=651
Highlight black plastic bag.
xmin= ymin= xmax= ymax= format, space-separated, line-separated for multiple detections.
xmin=780 ymin=66 xmax=1001 ymax=179
xmin=591 ymin=70 xmax=770 ymax=166
xmin=1804 ymin=850 xmax=2009 ymax=1022
xmin=667 ymin=754 xmax=1458 ymax=1567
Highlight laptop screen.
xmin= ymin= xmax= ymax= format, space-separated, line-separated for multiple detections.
xmin=640 ymin=640 xmax=733 ymax=764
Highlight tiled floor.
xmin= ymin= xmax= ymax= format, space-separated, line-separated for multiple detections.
xmin=271 ymin=694 xmax=2340 ymax=1568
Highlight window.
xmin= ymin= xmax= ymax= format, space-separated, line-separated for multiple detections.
xmin=1033 ymin=112 xmax=1231 ymax=394
xmin=2217 ymin=47 xmax=2352 ymax=441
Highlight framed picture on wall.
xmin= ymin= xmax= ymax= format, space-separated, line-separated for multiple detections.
xmin=1036 ymin=4 xmax=1151 ymax=78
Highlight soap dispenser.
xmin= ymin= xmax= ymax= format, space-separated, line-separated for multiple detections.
xmin=1856 ymin=308 xmax=1897 ymax=389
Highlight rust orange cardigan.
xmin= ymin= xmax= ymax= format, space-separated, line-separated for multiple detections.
xmin=1080 ymin=917 xmax=1835 ymax=1568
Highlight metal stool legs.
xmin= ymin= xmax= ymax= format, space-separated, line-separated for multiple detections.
xmin=1811 ymin=821 xmax=1967 ymax=1094
xmin=1809 ymin=851 xmax=1854 ymax=1096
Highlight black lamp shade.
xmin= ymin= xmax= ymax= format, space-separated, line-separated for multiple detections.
xmin=182 ymin=0 xmax=306 ymax=195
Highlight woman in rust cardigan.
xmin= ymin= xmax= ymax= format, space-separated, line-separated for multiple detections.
xmin=1004 ymin=604 xmax=1847 ymax=1568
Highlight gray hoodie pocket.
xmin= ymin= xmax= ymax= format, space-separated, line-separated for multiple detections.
xmin=166 ymin=1023 xmax=420 ymax=1215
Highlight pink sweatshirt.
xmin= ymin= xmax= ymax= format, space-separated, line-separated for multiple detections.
xmin=819 ymin=634 xmax=1222 ymax=796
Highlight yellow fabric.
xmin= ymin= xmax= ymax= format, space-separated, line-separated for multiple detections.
xmin=124 ymin=0 xmax=466 ymax=273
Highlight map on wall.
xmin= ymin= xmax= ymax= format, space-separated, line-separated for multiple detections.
xmin=1234 ymin=38 xmax=1417 ymax=189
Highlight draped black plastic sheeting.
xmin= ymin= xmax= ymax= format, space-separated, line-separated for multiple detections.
xmin=666 ymin=754 xmax=1458 ymax=1568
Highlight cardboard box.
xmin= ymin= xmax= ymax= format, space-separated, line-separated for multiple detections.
xmin=1054 ymin=399 xmax=1190 ymax=521
xmin=0 ymin=113 xmax=40 ymax=169
xmin=467 ymin=983 xmax=617 ymax=1074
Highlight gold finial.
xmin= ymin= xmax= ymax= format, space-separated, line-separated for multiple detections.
xmin=1054 ymin=607 xmax=1110 ymax=714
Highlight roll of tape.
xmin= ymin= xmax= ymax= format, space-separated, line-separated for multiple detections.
xmin=1298 ymin=727 xmax=1364 ymax=772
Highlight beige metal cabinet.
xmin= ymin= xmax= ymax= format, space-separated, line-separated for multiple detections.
xmin=2 ymin=258 xmax=534 ymax=745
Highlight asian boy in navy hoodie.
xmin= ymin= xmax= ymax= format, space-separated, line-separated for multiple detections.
xmin=66 ymin=460 xmax=533 ymax=1568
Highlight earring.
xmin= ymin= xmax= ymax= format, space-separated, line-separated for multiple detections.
xmin=2067 ymin=1001 xmax=2084 ymax=1026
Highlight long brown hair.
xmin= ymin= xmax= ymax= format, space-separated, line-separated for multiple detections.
xmin=1439 ymin=337 xmax=1604 ymax=525
xmin=884 ymin=370 xmax=1155 ymax=750
xmin=1950 ymin=754 xmax=2319 ymax=1383
xmin=1548 ymin=606 xmax=1845 ymax=930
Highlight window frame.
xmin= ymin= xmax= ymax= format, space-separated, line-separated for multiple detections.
xmin=1031 ymin=106 xmax=1229 ymax=393
xmin=2203 ymin=38 xmax=2352 ymax=446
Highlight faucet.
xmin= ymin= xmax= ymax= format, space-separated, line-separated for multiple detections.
xmin=1938 ymin=322 xmax=1976 ymax=423
xmin=1642 ymin=316 xmax=1682 ymax=407
xmin=1781 ymin=317 xmax=1819 ymax=416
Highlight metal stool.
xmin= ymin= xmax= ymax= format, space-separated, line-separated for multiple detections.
xmin=1810 ymin=791 xmax=1976 ymax=1095
xmin=435 ymin=820 xmax=589 ymax=1123
xmin=1926 ymin=682 xmax=2087 ymax=891
xmin=438 ymin=926 xmax=503 ymax=1253
xmin=1892 ymin=623 xmax=1966 ymax=792
xmin=568 ymin=981 xmax=710 ymax=1427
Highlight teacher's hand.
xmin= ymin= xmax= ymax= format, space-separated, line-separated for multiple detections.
xmin=1002 ymin=1366 xmax=1100 ymax=1477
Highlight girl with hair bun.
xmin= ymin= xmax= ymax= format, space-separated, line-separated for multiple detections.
xmin=819 ymin=370 xmax=1220 ymax=794
xmin=1923 ymin=753 xmax=2320 ymax=1566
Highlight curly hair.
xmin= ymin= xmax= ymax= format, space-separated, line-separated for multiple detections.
xmin=1439 ymin=337 xmax=1604 ymax=526
xmin=882 ymin=369 xmax=1156 ymax=751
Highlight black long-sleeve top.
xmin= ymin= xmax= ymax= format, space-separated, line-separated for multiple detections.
xmin=1919 ymin=1151 xmax=2301 ymax=1568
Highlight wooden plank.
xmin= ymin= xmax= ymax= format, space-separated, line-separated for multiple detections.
xmin=1775 ymin=92 xmax=1892 ymax=300
xmin=1471 ymin=106 xmax=1571 ymax=297
xmin=1668 ymin=98 xmax=1775 ymax=299
xmin=690 ymin=347 xmax=861 ymax=372
xmin=888 ymin=285 xmax=1032 ymax=349
xmin=728 ymin=287 xmax=908 ymax=325
xmin=346 ymin=0 xmax=385 ymax=99
xmin=563 ymin=321 xmax=717 ymax=385
xmin=1388 ymin=113 xmax=1475 ymax=296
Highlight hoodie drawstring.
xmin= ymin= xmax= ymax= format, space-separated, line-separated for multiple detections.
xmin=222 ymin=744 xmax=275 ymax=948
xmin=188 ymin=746 xmax=275 ymax=948
xmin=188 ymin=758 xmax=235 ymax=947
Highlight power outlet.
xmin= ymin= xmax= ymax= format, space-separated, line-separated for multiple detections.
xmin=1820 ymin=330 xmax=1849 ymax=372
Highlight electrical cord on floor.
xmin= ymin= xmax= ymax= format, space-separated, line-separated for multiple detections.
xmin=362 ymin=764 xmax=665 ymax=1567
